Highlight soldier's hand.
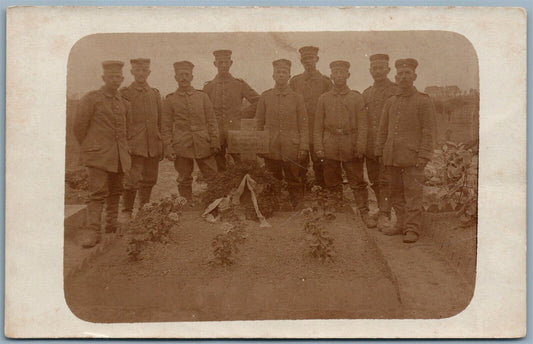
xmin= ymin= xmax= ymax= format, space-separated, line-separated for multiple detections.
xmin=165 ymin=152 xmax=176 ymax=161
xmin=354 ymin=149 xmax=364 ymax=159
xmin=316 ymin=150 xmax=325 ymax=162
xmin=211 ymin=146 xmax=221 ymax=155
xmin=416 ymin=157 xmax=429 ymax=169
xmin=298 ymin=150 xmax=308 ymax=162
xmin=377 ymin=156 xmax=383 ymax=164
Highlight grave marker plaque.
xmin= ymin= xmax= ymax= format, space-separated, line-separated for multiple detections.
xmin=227 ymin=119 xmax=270 ymax=160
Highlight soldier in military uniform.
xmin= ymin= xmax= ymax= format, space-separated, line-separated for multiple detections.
xmin=362 ymin=54 xmax=398 ymax=229
xmin=289 ymin=46 xmax=333 ymax=187
xmin=161 ymin=61 xmax=220 ymax=201
xmin=255 ymin=59 xmax=308 ymax=208
xmin=375 ymin=58 xmax=436 ymax=243
xmin=203 ymin=49 xmax=260 ymax=171
xmin=73 ymin=60 xmax=131 ymax=248
xmin=314 ymin=61 xmax=370 ymax=223
xmin=120 ymin=58 xmax=162 ymax=220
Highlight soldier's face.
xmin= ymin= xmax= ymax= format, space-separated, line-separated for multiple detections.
xmin=175 ymin=70 xmax=193 ymax=87
xmin=301 ymin=55 xmax=318 ymax=71
xmin=273 ymin=68 xmax=290 ymax=85
xmin=369 ymin=63 xmax=390 ymax=81
xmin=214 ymin=59 xmax=233 ymax=73
xmin=131 ymin=65 xmax=151 ymax=83
xmin=330 ymin=68 xmax=350 ymax=86
xmin=395 ymin=67 xmax=417 ymax=88
xmin=102 ymin=72 xmax=124 ymax=91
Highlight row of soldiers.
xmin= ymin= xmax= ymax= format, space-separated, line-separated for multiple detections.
xmin=73 ymin=46 xmax=435 ymax=248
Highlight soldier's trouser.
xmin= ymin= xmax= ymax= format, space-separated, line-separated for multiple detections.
xmin=300 ymin=144 xmax=325 ymax=187
xmin=366 ymin=157 xmax=391 ymax=216
xmin=264 ymin=158 xmax=304 ymax=204
xmin=388 ymin=165 xmax=424 ymax=235
xmin=87 ymin=167 xmax=124 ymax=232
xmin=323 ymin=158 xmax=367 ymax=214
xmin=174 ymin=155 xmax=218 ymax=200
xmin=214 ymin=143 xmax=240 ymax=172
xmin=122 ymin=155 xmax=160 ymax=211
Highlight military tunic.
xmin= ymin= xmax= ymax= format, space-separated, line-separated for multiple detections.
xmin=161 ymin=86 xmax=220 ymax=160
xmin=362 ymin=78 xmax=397 ymax=216
xmin=74 ymin=86 xmax=132 ymax=173
xmin=375 ymin=86 xmax=436 ymax=235
xmin=314 ymin=86 xmax=367 ymax=162
xmin=203 ymin=73 xmax=259 ymax=144
xmin=255 ymin=85 xmax=309 ymax=162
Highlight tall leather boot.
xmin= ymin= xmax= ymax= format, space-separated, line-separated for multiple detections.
xmin=138 ymin=186 xmax=153 ymax=210
xmin=122 ymin=189 xmax=136 ymax=214
xmin=354 ymin=188 xmax=376 ymax=228
xmin=105 ymin=194 xmax=121 ymax=233
xmin=82 ymin=201 xmax=103 ymax=248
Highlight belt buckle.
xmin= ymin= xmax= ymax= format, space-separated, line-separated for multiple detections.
xmin=335 ymin=128 xmax=344 ymax=135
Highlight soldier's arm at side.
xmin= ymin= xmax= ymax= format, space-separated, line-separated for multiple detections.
xmin=375 ymin=98 xmax=391 ymax=157
xmin=418 ymin=95 xmax=436 ymax=161
xmin=125 ymin=101 xmax=133 ymax=141
xmin=355 ymin=94 xmax=368 ymax=156
xmin=203 ymin=93 xmax=220 ymax=149
xmin=313 ymin=95 xmax=326 ymax=157
xmin=241 ymin=80 xmax=261 ymax=118
xmin=73 ymin=93 xmax=93 ymax=146
xmin=296 ymin=94 xmax=309 ymax=152
xmin=156 ymin=90 xmax=163 ymax=133
xmin=254 ymin=95 xmax=266 ymax=130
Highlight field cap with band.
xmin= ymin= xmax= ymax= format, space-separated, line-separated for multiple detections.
xmin=102 ymin=60 xmax=124 ymax=73
xmin=173 ymin=61 xmax=195 ymax=72
xmin=213 ymin=50 xmax=232 ymax=60
xmin=329 ymin=60 xmax=350 ymax=70
xmin=369 ymin=54 xmax=389 ymax=65
xmin=130 ymin=58 xmax=151 ymax=66
xmin=272 ymin=59 xmax=292 ymax=71
xmin=298 ymin=46 xmax=319 ymax=57
xmin=395 ymin=58 xmax=418 ymax=71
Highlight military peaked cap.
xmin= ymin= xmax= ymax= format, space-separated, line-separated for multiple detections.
xmin=173 ymin=61 xmax=195 ymax=72
xmin=369 ymin=54 xmax=389 ymax=64
xmin=213 ymin=50 xmax=232 ymax=60
xmin=130 ymin=58 xmax=151 ymax=66
xmin=329 ymin=60 xmax=350 ymax=70
xmin=299 ymin=46 xmax=319 ymax=57
xmin=395 ymin=58 xmax=419 ymax=71
xmin=272 ymin=59 xmax=292 ymax=70
xmin=102 ymin=60 xmax=124 ymax=72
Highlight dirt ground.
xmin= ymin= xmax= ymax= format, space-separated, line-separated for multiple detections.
xmin=64 ymin=160 xmax=476 ymax=323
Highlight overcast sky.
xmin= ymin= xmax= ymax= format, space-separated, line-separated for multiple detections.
xmin=67 ymin=31 xmax=478 ymax=98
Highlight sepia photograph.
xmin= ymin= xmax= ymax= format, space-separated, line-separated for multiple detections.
xmin=63 ymin=30 xmax=479 ymax=322
xmin=5 ymin=6 xmax=526 ymax=338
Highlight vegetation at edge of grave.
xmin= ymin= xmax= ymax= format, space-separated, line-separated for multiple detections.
xmin=424 ymin=141 xmax=478 ymax=227
xmin=65 ymin=168 xmax=89 ymax=190
xmin=202 ymin=160 xmax=281 ymax=220
xmin=126 ymin=194 xmax=186 ymax=261
xmin=302 ymin=186 xmax=338 ymax=263
xmin=209 ymin=221 xmax=247 ymax=267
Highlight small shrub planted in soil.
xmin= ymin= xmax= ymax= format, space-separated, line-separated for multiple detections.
xmin=202 ymin=161 xmax=281 ymax=220
xmin=424 ymin=141 xmax=478 ymax=228
xmin=126 ymin=194 xmax=186 ymax=261
xmin=209 ymin=222 xmax=247 ymax=267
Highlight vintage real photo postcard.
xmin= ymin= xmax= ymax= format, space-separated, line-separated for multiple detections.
xmin=5 ymin=6 xmax=527 ymax=338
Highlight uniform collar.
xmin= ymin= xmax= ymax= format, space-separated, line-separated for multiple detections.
xmin=131 ymin=81 xmax=150 ymax=92
xmin=101 ymin=86 xmax=121 ymax=100
xmin=177 ymin=86 xmax=195 ymax=96
xmin=332 ymin=85 xmax=350 ymax=95
xmin=373 ymin=78 xmax=394 ymax=88
xmin=274 ymin=84 xmax=290 ymax=96
xmin=215 ymin=72 xmax=234 ymax=81
xmin=396 ymin=86 xmax=417 ymax=97
xmin=303 ymin=69 xmax=320 ymax=79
